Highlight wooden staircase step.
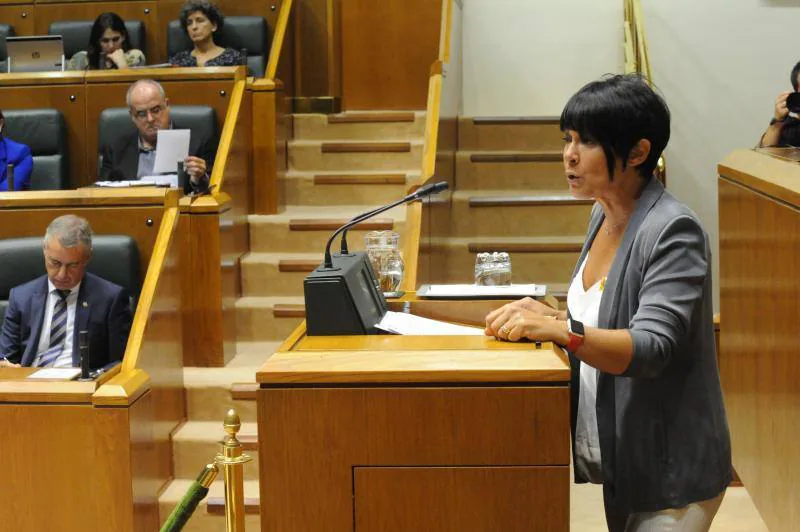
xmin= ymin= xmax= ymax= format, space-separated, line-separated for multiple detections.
xmin=313 ymin=173 xmax=407 ymax=185
xmin=273 ymin=304 xmax=306 ymax=318
xmin=321 ymin=142 xmax=411 ymax=153
xmin=470 ymin=151 xmax=562 ymax=163
xmin=468 ymin=195 xmax=592 ymax=207
xmin=207 ymin=497 xmax=261 ymax=516
xmin=278 ymin=259 xmax=320 ymax=272
xmin=288 ymin=218 xmax=394 ymax=231
xmin=328 ymin=112 xmax=415 ymax=124
xmin=472 ymin=116 xmax=560 ymax=126
xmin=468 ymin=241 xmax=583 ymax=253
xmin=231 ymin=382 xmax=259 ymax=401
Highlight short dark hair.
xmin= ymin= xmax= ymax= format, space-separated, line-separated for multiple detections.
xmin=87 ymin=12 xmax=132 ymax=70
xmin=790 ymin=60 xmax=800 ymax=92
xmin=560 ymin=74 xmax=671 ymax=181
xmin=179 ymin=0 xmax=225 ymax=38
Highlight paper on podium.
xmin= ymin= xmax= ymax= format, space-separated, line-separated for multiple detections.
xmin=27 ymin=368 xmax=81 ymax=380
xmin=376 ymin=311 xmax=485 ymax=336
xmin=95 ymin=180 xmax=157 ymax=188
xmin=153 ymin=129 xmax=190 ymax=173
xmin=417 ymin=284 xmax=546 ymax=298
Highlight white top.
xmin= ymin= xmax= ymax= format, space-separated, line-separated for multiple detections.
xmin=567 ymin=255 xmax=604 ymax=484
xmin=33 ymin=280 xmax=81 ymax=368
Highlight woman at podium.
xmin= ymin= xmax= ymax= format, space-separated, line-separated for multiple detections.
xmin=485 ymin=74 xmax=732 ymax=532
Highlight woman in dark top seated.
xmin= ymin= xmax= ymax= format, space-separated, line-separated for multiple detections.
xmin=169 ymin=0 xmax=244 ymax=67
xmin=67 ymin=12 xmax=146 ymax=70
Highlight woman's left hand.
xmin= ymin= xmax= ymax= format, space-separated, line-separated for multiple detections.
xmin=108 ymin=49 xmax=127 ymax=69
xmin=487 ymin=308 xmax=562 ymax=343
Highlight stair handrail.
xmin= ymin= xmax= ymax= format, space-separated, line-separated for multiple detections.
xmin=265 ymin=0 xmax=294 ymax=81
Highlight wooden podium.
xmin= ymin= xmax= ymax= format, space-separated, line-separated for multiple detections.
xmin=256 ymin=300 xmax=571 ymax=531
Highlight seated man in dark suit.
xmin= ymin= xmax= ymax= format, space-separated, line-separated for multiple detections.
xmin=99 ymin=78 xmax=213 ymax=191
xmin=0 ymin=215 xmax=132 ymax=370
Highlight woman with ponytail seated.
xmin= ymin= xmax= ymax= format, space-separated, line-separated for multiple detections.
xmin=169 ymin=1 xmax=243 ymax=67
xmin=0 ymin=109 xmax=33 ymax=191
xmin=67 ymin=12 xmax=146 ymax=70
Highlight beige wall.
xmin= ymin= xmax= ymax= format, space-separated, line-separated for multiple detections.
xmin=462 ymin=0 xmax=800 ymax=309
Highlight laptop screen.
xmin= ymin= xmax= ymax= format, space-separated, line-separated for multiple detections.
xmin=6 ymin=35 xmax=64 ymax=73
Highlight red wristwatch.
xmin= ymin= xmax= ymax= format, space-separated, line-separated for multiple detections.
xmin=566 ymin=312 xmax=585 ymax=352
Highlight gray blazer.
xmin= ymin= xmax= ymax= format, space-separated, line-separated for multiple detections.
xmin=569 ymin=178 xmax=732 ymax=514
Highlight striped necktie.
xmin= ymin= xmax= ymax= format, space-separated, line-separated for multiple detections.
xmin=37 ymin=289 xmax=71 ymax=368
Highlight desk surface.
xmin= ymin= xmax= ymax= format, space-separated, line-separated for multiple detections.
xmin=0 ymin=366 xmax=114 ymax=403
xmin=0 ymin=187 xmax=175 ymax=208
xmin=258 ymin=331 xmax=570 ymax=385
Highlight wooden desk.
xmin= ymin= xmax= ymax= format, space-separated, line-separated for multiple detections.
xmin=0 ymin=366 xmax=159 ymax=531
xmin=256 ymin=302 xmax=571 ymax=531
xmin=718 ymin=149 xmax=800 ymax=532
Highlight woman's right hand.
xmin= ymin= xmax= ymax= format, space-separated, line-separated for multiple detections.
xmin=108 ymin=49 xmax=127 ymax=69
xmin=485 ymin=297 xmax=559 ymax=336
xmin=774 ymin=90 xmax=792 ymax=122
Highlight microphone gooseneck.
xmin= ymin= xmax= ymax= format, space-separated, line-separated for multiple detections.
xmin=327 ymin=181 xmax=449 ymax=267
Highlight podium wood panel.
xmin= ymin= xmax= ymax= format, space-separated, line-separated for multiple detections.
xmin=718 ymin=172 xmax=800 ymax=532
xmin=355 ymin=466 xmax=569 ymax=532
xmin=259 ymin=385 xmax=569 ymax=530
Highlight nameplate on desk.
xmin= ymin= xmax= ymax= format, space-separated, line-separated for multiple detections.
xmin=417 ymin=284 xmax=546 ymax=299
xmin=27 ymin=368 xmax=81 ymax=380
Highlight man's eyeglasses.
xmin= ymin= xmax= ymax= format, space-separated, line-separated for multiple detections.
xmin=131 ymin=105 xmax=166 ymax=121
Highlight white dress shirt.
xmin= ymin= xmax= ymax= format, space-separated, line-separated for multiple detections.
xmin=33 ymin=280 xmax=81 ymax=368
xmin=567 ymin=254 xmax=604 ymax=484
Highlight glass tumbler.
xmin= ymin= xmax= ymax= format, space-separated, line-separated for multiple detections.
xmin=364 ymin=230 xmax=404 ymax=293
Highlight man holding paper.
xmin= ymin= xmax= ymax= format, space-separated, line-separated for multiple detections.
xmin=99 ymin=79 xmax=214 ymax=191
xmin=0 ymin=215 xmax=132 ymax=370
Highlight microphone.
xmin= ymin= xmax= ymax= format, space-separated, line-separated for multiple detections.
xmin=78 ymin=330 xmax=91 ymax=381
xmin=339 ymin=181 xmax=449 ymax=255
xmin=327 ymin=181 xmax=449 ymax=268
xmin=6 ymin=163 xmax=14 ymax=192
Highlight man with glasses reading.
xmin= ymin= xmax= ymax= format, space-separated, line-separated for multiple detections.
xmin=99 ymin=79 xmax=214 ymax=191
xmin=0 ymin=215 xmax=132 ymax=370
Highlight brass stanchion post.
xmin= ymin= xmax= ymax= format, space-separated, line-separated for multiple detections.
xmin=215 ymin=409 xmax=252 ymax=532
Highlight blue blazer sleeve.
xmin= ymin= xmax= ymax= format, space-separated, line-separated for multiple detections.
xmin=0 ymin=138 xmax=34 ymax=191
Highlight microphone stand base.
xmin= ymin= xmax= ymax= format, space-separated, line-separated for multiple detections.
xmin=382 ymin=290 xmax=405 ymax=299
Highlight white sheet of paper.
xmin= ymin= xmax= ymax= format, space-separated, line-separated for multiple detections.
xmin=94 ymin=180 xmax=157 ymax=188
xmin=140 ymin=174 xmax=179 ymax=188
xmin=419 ymin=284 xmax=546 ymax=298
xmin=153 ymin=129 xmax=191 ymax=174
xmin=27 ymin=368 xmax=82 ymax=380
xmin=376 ymin=311 xmax=485 ymax=336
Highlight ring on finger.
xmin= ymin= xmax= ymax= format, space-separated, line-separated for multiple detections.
xmin=500 ymin=325 xmax=509 ymax=334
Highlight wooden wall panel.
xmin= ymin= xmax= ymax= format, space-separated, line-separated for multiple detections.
xmin=293 ymin=0 xmax=336 ymax=98
xmin=33 ymin=2 xmax=161 ymax=64
xmin=0 ymin=205 xmax=163 ymax=278
xmin=340 ymin=0 xmax=441 ymax=110
xmin=355 ymin=467 xmax=569 ymax=532
xmin=0 ymin=84 xmax=86 ymax=187
xmin=0 ymin=5 xmax=35 ymax=33
xmin=718 ymin=177 xmax=800 ymax=532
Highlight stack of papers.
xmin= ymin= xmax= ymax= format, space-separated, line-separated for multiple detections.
xmin=27 ymin=368 xmax=82 ymax=380
xmin=417 ymin=284 xmax=546 ymax=298
xmin=376 ymin=311 xmax=485 ymax=336
xmin=95 ymin=174 xmax=178 ymax=188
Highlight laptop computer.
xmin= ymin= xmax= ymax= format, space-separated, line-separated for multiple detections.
xmin=6 ymin=35 xmax=64 ymax=73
